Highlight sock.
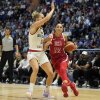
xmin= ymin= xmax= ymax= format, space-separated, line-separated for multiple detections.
xmin=45 ymin=85 xmax=50 ymax=93
xmin=29 ymin=83 xmax=35 ymax=92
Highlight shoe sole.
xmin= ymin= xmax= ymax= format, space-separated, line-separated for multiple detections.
xmin=43 ymin=96 xmax=55 ymax=99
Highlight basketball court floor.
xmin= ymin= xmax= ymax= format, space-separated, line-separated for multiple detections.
xmin=0 ymin=83 xmax=100 ymax=100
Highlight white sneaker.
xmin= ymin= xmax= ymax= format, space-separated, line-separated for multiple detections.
xmin=26 ymin=91 xmax=33 ymax=99
xmin=43 ymin=90 xmax=55 ymax=99
xmin=39 ymin=81 xmax=45 ymax=85
xmin=52 ymin=80 xmax=58 ymax=85
xmin=43 ymin=90 xmax=50 ymax=97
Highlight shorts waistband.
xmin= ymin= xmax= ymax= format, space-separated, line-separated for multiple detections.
xmin=28 ymin=49 xmax=43 ymax=52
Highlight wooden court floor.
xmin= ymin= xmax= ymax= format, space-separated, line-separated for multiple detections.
xmin=0 ymin=83 xmax=100 ymax=100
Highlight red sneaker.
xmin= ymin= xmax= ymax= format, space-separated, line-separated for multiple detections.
xmin=61 ymin=83 xmax=68 ymax=97
xmin=70 ymin=82 xmax=79 ymax=96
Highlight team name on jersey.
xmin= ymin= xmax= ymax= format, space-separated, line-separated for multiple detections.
xmin=54 ymin=41 xmax=62 ymax=46
xmin=37 ymin=33 xmax=44 ymax=38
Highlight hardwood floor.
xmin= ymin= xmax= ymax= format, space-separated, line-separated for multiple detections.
xmin=0 ymin=83 xmax=100 ymax=100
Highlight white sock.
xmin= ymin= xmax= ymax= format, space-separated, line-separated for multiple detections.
xmin=29 ymin=83 xmax=35 ymax=92
xmin=45 ymin=86 xmax=50 ymax=92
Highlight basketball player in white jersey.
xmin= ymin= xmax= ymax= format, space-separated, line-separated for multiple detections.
xmin=26 ymin=1 xmax=55 ymax=98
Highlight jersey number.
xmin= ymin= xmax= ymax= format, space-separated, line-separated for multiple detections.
xmin=54 ymin=47 xmax=61 ymax=53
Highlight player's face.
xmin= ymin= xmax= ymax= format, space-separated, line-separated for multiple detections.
xmin=55 ymin=24 xmax=63 ymax=34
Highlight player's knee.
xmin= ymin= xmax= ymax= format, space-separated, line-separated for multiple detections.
xmin=47 ymin=71 xmax=53 ymax=78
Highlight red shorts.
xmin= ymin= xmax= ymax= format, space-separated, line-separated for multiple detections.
xmin=52 ymin=57 xmax=70 ymax=83
xmin=51 ymin=56 xmax=69 ymax=69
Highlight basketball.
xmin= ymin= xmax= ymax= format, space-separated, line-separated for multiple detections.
xmin=64 ymin=41 xmax=77 ymax=52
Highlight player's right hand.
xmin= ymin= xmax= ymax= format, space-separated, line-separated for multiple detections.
xmin=51 ymin=1 xmax=55 ymax=10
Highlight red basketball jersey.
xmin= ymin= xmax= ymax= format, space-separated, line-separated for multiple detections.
xmin=49 ymin=33 xmax=68 ymax=65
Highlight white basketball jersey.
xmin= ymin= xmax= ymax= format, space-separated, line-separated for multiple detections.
xmin=29 ymin=28 xmax=44 ymax=51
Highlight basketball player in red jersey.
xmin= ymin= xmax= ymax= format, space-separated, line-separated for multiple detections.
xmin=26 ymin=1 xmax=55 ymax=98
xmin=44 ymin=23 xmax=79 ymax=97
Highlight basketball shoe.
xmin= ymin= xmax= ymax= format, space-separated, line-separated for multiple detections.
xmin=61 ymin=83 xmax=68 ymax=97
xmin=26 ymin=90 xmax=33 ymax=99
xmin=43 ymin=89 xmax=55 ymax=99
xmin=43 ymin=90 xmax=50 ymax=97
xmin=70 ymin=82 xmax=79 ymax=96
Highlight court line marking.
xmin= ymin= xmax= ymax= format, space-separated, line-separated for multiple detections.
xmin=0 ymin=94 xmax=56 ymax=100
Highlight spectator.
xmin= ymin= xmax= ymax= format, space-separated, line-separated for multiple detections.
xmin=73 ymin=51 xmax=92 ymax=87
xmin=13 ymin=53 xmax=22 ymax=83
xmin=15 ymin=52 xmax=31 ymax=84
xmin=87 ymin=53 xmax=100 ymax=88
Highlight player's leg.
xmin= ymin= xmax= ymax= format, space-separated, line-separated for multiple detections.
xmin=39 ymin=52 xmax=53 ymax=97
xmin=55 ymin=61 xmax=70 ymax=97
xmin=27 ymin=58 xmax=39 ymax=98
xmin=57 ymin=61 xmax=79 ymax=96
xmin=52 ymin=72 xmax=59 ymax=85
xmin=41 ymin=62 xmax=54 ymax=97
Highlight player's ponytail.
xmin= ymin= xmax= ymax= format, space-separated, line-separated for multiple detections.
xmin=32 ymin=11 xmax=40 ymax=20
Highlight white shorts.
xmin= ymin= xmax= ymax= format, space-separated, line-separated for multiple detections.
xmin=27 ymin=51 xmax=49 ymax=66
